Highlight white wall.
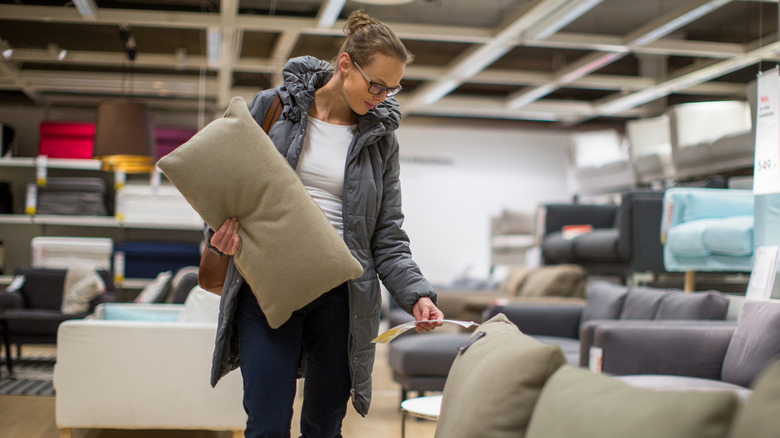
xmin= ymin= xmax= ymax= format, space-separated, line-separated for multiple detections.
xmin=395 ymin=118 xmax=571 ymax=285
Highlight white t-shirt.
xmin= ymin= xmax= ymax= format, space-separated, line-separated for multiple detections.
xmin=296 ymin=115 xmax=356 ymax=236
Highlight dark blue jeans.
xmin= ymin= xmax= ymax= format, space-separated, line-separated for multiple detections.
xmin=235 ymin=281 xmax=351 ymax=438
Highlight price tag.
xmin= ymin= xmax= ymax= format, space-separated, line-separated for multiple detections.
xmin=115 ymin=187 xmax=126 ymax=223
xmin=746 ymin=246 xmax=780 ymax=301
xmin=589 ymin=347 xmax=603 ymax=374
xmin=113 ymin=251 xmax=125 ymax=286
xmin=36 ymin=155 xmax=48 ymax=186
xmin=754 ymin=68 xmax=780 ymax=195
xmin=150 ymin=165 xmax=161 ymax=196
xmin=114 ymin=170 xmax=126 ymax=191
xmin=25 ymin=181 xmax=37 ymax=215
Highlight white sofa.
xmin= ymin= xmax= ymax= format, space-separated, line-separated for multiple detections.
xmin=53 ymin=290 xmax=245 ymax=438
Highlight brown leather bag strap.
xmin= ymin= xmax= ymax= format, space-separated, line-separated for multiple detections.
xmin=261 ymin=92 xmax=283 ymax=134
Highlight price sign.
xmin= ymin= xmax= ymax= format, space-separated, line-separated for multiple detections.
xmin=754 ymin=68 xmax=780 ymax=195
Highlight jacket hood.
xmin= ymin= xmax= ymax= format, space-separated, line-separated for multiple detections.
xmin=282 ymin=56 xmax=402 ymax=137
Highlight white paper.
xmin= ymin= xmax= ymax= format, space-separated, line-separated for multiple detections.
xmin=371 ymin=319 xmax=478 ymax=344
xmin=754 ymin=68 xmax=780 ymax=195
xmin=746 ymin=245 xmax=780 ymax=301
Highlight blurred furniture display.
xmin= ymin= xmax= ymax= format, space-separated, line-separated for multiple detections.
xmin=54 ymin=287 xmax=245 ymax=437
xmin=626 ymin=114 xmax=674 ymax=184
xmin=661 ymin=187 xmax=754 ymax=291
xmin=591 ymin=300 xmax=780 ymax=396
xmin=0 ymin=266 xmax=115 ymax=357
xmin=569 ymin=129 xmax=635 ymax=196
xmin=1 ymin=122 xmax=16 ymax=157
xmin=114 ymin=241 xmax=201 ymax=279
xmin=540 ymin=189 xmax=666 ymax=279
xmin=668 ymin=97 xmax=755 ymax=179
xmin=31 ymin=236 xmax=113 ymax=271
xmin=433 ymin=313 xmax=780 ymax=438
xmin=118 ymin=181 xmax=202 ymax=227
xmin=489 ymin=209 xmax=537 ymax=267
xmin=387 ymin=280 xmax=729 ymax=400
xmin=38 ymin=121 xmax=95 ymax=159
xmin=155 ymin=126 xmax=197 ymax=160
xmin=28 ymin=176 xmax=108 ymax=216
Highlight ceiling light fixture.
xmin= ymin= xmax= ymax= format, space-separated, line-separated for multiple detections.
xmin=317 ymin=0 xmax=346 ymax=28
xmin=73 ymin=0 xmax=97 ymax=19
xmin=206 ymin=27 xmax=221 ymax=66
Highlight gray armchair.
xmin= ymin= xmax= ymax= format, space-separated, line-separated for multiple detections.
xmin=590 ymin=300 xmax=780 ymax=395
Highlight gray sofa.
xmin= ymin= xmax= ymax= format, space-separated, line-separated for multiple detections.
xmin=388 ymin=280 xmax=730 ymax=399
xmin=590 ymin=300 xmax=780 ymax=396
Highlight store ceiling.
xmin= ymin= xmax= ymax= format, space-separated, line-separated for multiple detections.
xmin=0 ymin=0 xmax=777 ymax=128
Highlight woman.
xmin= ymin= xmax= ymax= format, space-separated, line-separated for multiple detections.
xmin=206 ymin=10 xmax=443 ymax=438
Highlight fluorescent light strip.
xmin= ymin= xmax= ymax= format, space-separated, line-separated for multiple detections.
xmin=317 ymin=0 xmax=346 ymax=28
xmin=206 ymin=27 xmax=221 ymax=66
xmin=73 ymin=0 xmax=97 ymax=18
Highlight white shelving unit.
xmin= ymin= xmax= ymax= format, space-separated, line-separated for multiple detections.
xmin=0 ymin=157 xmax=203 ymax=296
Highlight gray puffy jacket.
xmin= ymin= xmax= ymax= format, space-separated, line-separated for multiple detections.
xmin=208 ymin=56 xmax=436 ymax=416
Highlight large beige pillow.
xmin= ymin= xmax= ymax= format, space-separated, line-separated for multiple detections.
xmin=61 ymin=265 xmax=106 ymax=314
xmin=434 ymin=313 xmax=567 ymax=438
xmin=158 ymin=96 xmax=363 ymax=328
xmin=526 ymin=365 xmax=738 ymax=438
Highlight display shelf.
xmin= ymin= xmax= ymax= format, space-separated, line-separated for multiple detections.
xmin=0 ymin=214 xmax=202 ymax=230
xmin=0 ymin=157 xmax=102 ymax=170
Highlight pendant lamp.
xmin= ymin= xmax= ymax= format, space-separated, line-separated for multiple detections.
xmin=93 ymin=98 xmax=155 ymax=173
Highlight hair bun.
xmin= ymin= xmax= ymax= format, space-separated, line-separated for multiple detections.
xmin=345 ymin=10 xmax=375 ymax=36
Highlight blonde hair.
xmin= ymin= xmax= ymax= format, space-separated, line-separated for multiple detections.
xmin=338 ymin=10 xmax=414 ymax=67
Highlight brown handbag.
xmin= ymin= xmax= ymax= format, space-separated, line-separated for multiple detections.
xmin=197 ymin=92 xmax=283 ymax=295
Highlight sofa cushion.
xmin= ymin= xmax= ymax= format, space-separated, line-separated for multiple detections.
xmin=134 ymin=270 xmax=173 ymax=304
xmin=572 ymin=228 xmax=621 ymax=262
xmin=655 ymin=291 xmax=729 ymax=320
xmin=178 ymin=286 xmax=220 ymax=323
xmin=158 ymin=97 xmax=363 ymax=329
xmin=682 ymin=189 xmax=753 ymax=223
xmin=701 ymin=216 xmax=753 ymax=256
xmin=667 ymin=219 xmax=720 ymax=257
xmin=61 ymin=266 xmax=106 ymax=314
xmin=518 ymin=264 xmax=586 ymax=298
xmin=581 ymin=281 xmax=628 ymax=323
xmin=18 ymin=268 xmax=67 ymax=310
xmin=541 ymin=232 xmax=574 ymax=263
xmin=728 ymin=361 xmax=780 ymax=438
xmin=526 ymin=365 xmax=738 ymax=438
xmin=434 ymin=314 xmax=567 ymax=438
xmin=721 ymin=301 xmax=780 ymax=388
xmin=619 ymin=287 xmax=666 ymax=320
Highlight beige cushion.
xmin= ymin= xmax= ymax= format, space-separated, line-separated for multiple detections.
xmin=158 ymin=97 xmax=364 ymax=328
xmin=526 ymin=366 xmax=738 ymax=438
xmin=133 ymin=270 xmax=173 ymax=303
xmin=729 ymin=361 xmax=780 ymax=438
xmin=61 ymin=265 xmax=106 ymax=314
xmin=434 ymin=313 xmax=567 ymax=438
xmin=518 ymin=264 xmax=586 ymax=298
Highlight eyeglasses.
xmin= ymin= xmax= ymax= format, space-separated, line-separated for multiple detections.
xmin=352 ymin=62 xmax=403 ymax=97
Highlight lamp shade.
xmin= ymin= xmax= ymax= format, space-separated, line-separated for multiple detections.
xmin=93 ymin=98 xmax=155 ymax=173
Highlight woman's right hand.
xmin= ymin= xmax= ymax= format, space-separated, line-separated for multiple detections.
xmin=211 ymin=217 xmax=240 ymax=256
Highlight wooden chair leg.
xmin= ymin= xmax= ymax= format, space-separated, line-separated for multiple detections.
xmin=59 ymin=428 xmax=72 ymax=438
xmin=684 ymin=270 xmax=695 ymax=292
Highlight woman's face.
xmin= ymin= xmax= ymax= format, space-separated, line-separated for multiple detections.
xmin=342 ymin=53 xmax=405 ymax=115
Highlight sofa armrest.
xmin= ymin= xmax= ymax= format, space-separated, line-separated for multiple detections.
xmin=434 ymin=288 xmax=504 ymax=322
xmin=0 ymin=290 xmax=24 ymax=310
xmin=593 ymin=321 xmax=737 ymax=379
xmin=54 ymin=319 xmax=245 ymax=430
xmin=615 ymin=191 xmax=665 ymax=272
xmin=486 ymin=302 xmax=584 ymax=338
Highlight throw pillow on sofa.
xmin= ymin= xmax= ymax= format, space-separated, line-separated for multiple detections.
xmin=434 ymin=313 xmax=567 ymax=438
xmin=61 ymin=265 xmax=106 ymax=314
xmin=158 ymin=97 xmax=363 ymax=329
xmin=526 ymin=365 xmax=738 ymax=438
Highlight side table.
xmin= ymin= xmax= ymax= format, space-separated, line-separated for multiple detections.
xmin=400 ymin=395 xmax=441 ymax=438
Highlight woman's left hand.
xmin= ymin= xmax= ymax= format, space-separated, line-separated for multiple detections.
xmin=412 ymin=297 xmax=444 ymax=333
